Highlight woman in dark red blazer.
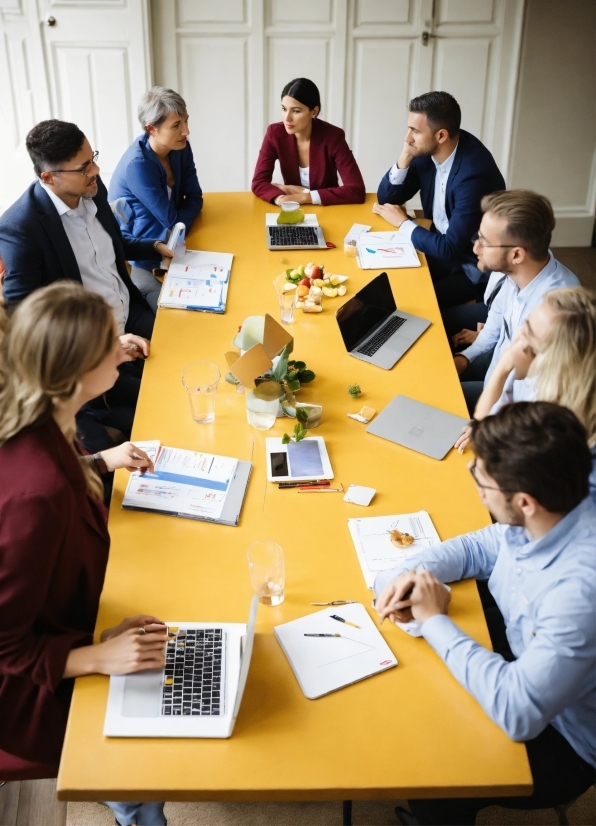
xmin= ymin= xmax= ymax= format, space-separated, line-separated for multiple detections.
xmin=0 ymin=283 xmax=167 ymax=825
xmin=252 ymin=77 xmax=366 ymax=207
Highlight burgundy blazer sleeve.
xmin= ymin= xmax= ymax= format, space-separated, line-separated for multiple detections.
xmin=0 ymin=491 xmax=91 ymax=692
xmin=313 ymin=126 xmax=366 ymax=206
xmin=251 ymin=125 xmax=284 ymax=204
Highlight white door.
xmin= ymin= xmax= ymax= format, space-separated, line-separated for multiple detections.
xmin=0 ymin=0 xmax=152 ymax=211
xmin=36 ymin=0 xmax=152 ymax=185
xmin=152 ymin=0 xmax=524 ymax=194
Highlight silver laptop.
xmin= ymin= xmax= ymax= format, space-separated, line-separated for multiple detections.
xmin=104 ymin=597 xmax=258 ymax=738
xmin=266 ymin=224 xmax=327 ymax=250
xmin=335 ymin=272 xmax=431 ymax=369
xmin=367 ymin=395 xmax=470 ymax=460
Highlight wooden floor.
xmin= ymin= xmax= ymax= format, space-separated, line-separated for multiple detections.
xmin=0 ymin=779 xmax=66 ymax=826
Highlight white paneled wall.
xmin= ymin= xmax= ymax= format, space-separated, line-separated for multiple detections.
xmin=153 ymin=0 xmax=523 ymax=194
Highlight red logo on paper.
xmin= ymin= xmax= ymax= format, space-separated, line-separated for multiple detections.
xmin=380 ymin=660 xmax=392 ymax=665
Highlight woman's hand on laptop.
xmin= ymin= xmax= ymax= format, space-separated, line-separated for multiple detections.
xmin=101 ymin=615 xmax=166 ymax=642
xmin=376 ymin=570 xmax=418 ymax=624
xmin=99 ymin=443 xmax=155 ymax=474
xmin=455 ymin=424 xmax=472 ymax=454
xmin=63 ymin=617 xmax=167 ymax=678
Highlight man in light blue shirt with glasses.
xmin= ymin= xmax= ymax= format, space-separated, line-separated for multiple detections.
xmin=376 ymin=402 xmax=596 ymax=825
xmin=451 ymin=190 xmax=578 ymax=415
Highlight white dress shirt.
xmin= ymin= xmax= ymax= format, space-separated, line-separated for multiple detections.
xmin=40 ymin=183 xmax=129 ymax=333
xmin=298 ymin=166 xmax=321 ymax=205
xmin=374 ymin=498 xmax=596 ymax=767
xmin=387 ymin=144 xmax=458 ymax=238
xmin=461 ymin=252 xmax=579 ymax=382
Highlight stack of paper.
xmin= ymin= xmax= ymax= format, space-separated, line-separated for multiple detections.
xmin=123 ymin=444 xmax=243 ymax=524
xmin=347 ymin=511 xmax=441 ymax=589
xmin=159 ymin=249 xmax=234 ymax=313
xmin=356 ymin=231 xmax=421 ymax=269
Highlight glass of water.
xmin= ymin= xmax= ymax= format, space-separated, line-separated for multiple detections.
xmin=273 ymin=273 xmax=297 ymax=325
xmin=181 ymin=361 xmax=220 ymax=424
xmin=247 ymin=540 xmax=285 ymax=606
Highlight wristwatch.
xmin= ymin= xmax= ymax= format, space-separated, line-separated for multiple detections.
xmin=92 ymin=452 xmax=109 ymax=475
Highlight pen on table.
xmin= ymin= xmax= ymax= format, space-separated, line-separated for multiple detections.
xmin=304 ymin=633 xmax=341 ymax=637
xmin=298 ymin=485 xmax=343 ymax=493
xmin=379 ymin=585 xmax=414 ymax=625
xmin=330 ymin=614 xmax=360 ymax=629
xmin=278 ymin=480 xmax=329 ymax=489
xmin=311 ymin=600 xmax=357 ymax=606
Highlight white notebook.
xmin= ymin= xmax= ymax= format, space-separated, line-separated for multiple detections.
xmin=356 ymin=231 xmax=421 ymax=269
xmin=347 ymin=511 xmax=441 ymax=589
xmin=160 ymin=249 xmax=234 ymax=313
xmin=274 ymin=603 xmax=397 ymax=699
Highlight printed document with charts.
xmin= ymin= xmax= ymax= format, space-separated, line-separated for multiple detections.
xmin=348 ymin=511 xmax=441 ymax=589
xmin=122 ymin=442 xmax=238 ymax=522
xmin=356 ymin=231 xmax=421 ymax=269
xmin=159 ymin=249 xmax=234 ymax=313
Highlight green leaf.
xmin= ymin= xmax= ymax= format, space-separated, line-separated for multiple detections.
xmin=296 ymin=407 xmax=309 ymax=423
xmin=293 ymin=360 xmax=306 ymax=369
xmin=288 ymin=380 xmax=301 ymax=392
xmin=299 ymin=369 xmax=315 ymax=383
xmin=281 ymin=433 xmax=291 ymax=444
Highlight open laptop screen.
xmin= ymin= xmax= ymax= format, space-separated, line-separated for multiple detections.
xmin=335 ymin=272 xmax=397 ymax=352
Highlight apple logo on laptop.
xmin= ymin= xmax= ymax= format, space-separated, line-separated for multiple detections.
xmin=409 ymin=426 xmax=424 ymax=437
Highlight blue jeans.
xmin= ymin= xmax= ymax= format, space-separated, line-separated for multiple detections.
xmin=105 ymin=801 xmax=166 ymax=825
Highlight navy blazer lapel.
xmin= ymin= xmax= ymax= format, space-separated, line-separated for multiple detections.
xmin=444 ymin=132 xmax=467 ymax=216
xmin=33 ymin=182 xmax=82 ymax=283
xmin=421 ymin=159 xmax=436 ymax=216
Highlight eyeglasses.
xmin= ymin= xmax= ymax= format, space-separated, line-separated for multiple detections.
xmin=50 ymin=151 xmax=99 ymax=177
xmin=468 ymin=459 xmax=518 ymax=493
xmin=472 ymin=232 xmax=524 ymax=250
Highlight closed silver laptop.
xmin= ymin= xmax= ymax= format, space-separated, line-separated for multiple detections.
xmin=335 ymin=272 xmax=431 ymax=369
xmin=367 ymin=395 xmax=470 ymax=460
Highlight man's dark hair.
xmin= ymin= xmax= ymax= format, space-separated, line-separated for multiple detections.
xmin=26 ymin=119 xmax=86 ymax=177
xmin=409 ymin=91 xmax=461 ymax=138
xmin=470 ymin=402 xmax=591 ymax=514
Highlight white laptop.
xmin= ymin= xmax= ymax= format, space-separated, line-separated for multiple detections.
xmin=104 ymin=597 xmax=258 ymax=738
xmin=274 ymin=603 xmax=397 ymax=699
xmin=367 ymin=395 xmax=470 ymax=460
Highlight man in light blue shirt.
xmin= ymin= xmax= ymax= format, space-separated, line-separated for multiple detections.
xmin=376 ymin=402 xmax=596 ymax=825
xmin=451 ymin=190 xmax=578 ymax=414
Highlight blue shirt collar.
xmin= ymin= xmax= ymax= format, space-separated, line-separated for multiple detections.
xmin=503 ymin=497 xmax=595 ymax=569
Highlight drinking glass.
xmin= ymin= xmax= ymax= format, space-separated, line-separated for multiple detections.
xmin=247 ymin=540 xmax=285 ymax=606
xmin=273 ymin=273 xmax=297 ymax=325
xmin=181 ymin=361 xmax=220 ymax=424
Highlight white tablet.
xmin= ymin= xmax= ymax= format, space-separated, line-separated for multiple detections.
xmin=266 ymin=437 xmax=334 ymax=482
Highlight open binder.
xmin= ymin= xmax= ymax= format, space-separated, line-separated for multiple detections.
xmin=122 ymin=443 xmax=251 ymax=527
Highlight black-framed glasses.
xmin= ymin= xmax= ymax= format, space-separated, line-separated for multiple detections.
xmin=468 ymin=459 xmax=518 ymax=493
xmin=472 ymin=231 xmax=524 ymax=250
xmin=50 ymin=150 xmax=99 ymax=177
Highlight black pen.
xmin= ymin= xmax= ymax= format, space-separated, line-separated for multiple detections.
xmin=304 ymin=633 xmax=341 ymax=637
xmin=279 ymin=480 xmax=329 ymax=489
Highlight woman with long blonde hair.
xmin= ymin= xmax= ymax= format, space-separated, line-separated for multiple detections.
xmin=0 ymin=282 xmax=166 ymax=825
xmin=456 ymin=287 xmax=596 ymax=502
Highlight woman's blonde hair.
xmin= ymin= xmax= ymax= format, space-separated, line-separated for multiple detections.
xmin=531 ymin=287 xmax=596 ymax=446
xmin=0 ymin=282 xmax=115 ymax=499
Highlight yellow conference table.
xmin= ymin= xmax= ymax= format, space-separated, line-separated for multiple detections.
xmin=58 ymin=194 xmax=531 ymax=804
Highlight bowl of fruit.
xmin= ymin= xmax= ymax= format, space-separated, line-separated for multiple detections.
xmin=283 ymin=263 xmax=349 ymax=312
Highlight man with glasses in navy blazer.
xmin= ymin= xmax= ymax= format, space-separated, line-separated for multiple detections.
xmin=374 ymin=92 xmax=505 ymax=308
xmin=0 ymin=119 xmax=173 ymax=456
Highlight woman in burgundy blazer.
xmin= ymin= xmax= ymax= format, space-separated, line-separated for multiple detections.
xmin=0 ymin=283 xmax=167 ymax=824
xmin=252 ymin=77 xmax=365 ymax=207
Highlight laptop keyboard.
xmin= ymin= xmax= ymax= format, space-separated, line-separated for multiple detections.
xmin=161 ymin=628 xmax=226 ymax=716
xmin=268 ymin=226 xmax=320 ymax=246
xmin=357 ymin=315 xmax=407 ymax=356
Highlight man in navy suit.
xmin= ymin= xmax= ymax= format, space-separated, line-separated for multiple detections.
xmin=374 ymin=92 xmax=505 ymax=308
xmin=0 ymin=120 xmax=173 ymax=455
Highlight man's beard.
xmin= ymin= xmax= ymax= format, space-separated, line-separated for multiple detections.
xmin=83 ymin=180 xmax=98 ymax=199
